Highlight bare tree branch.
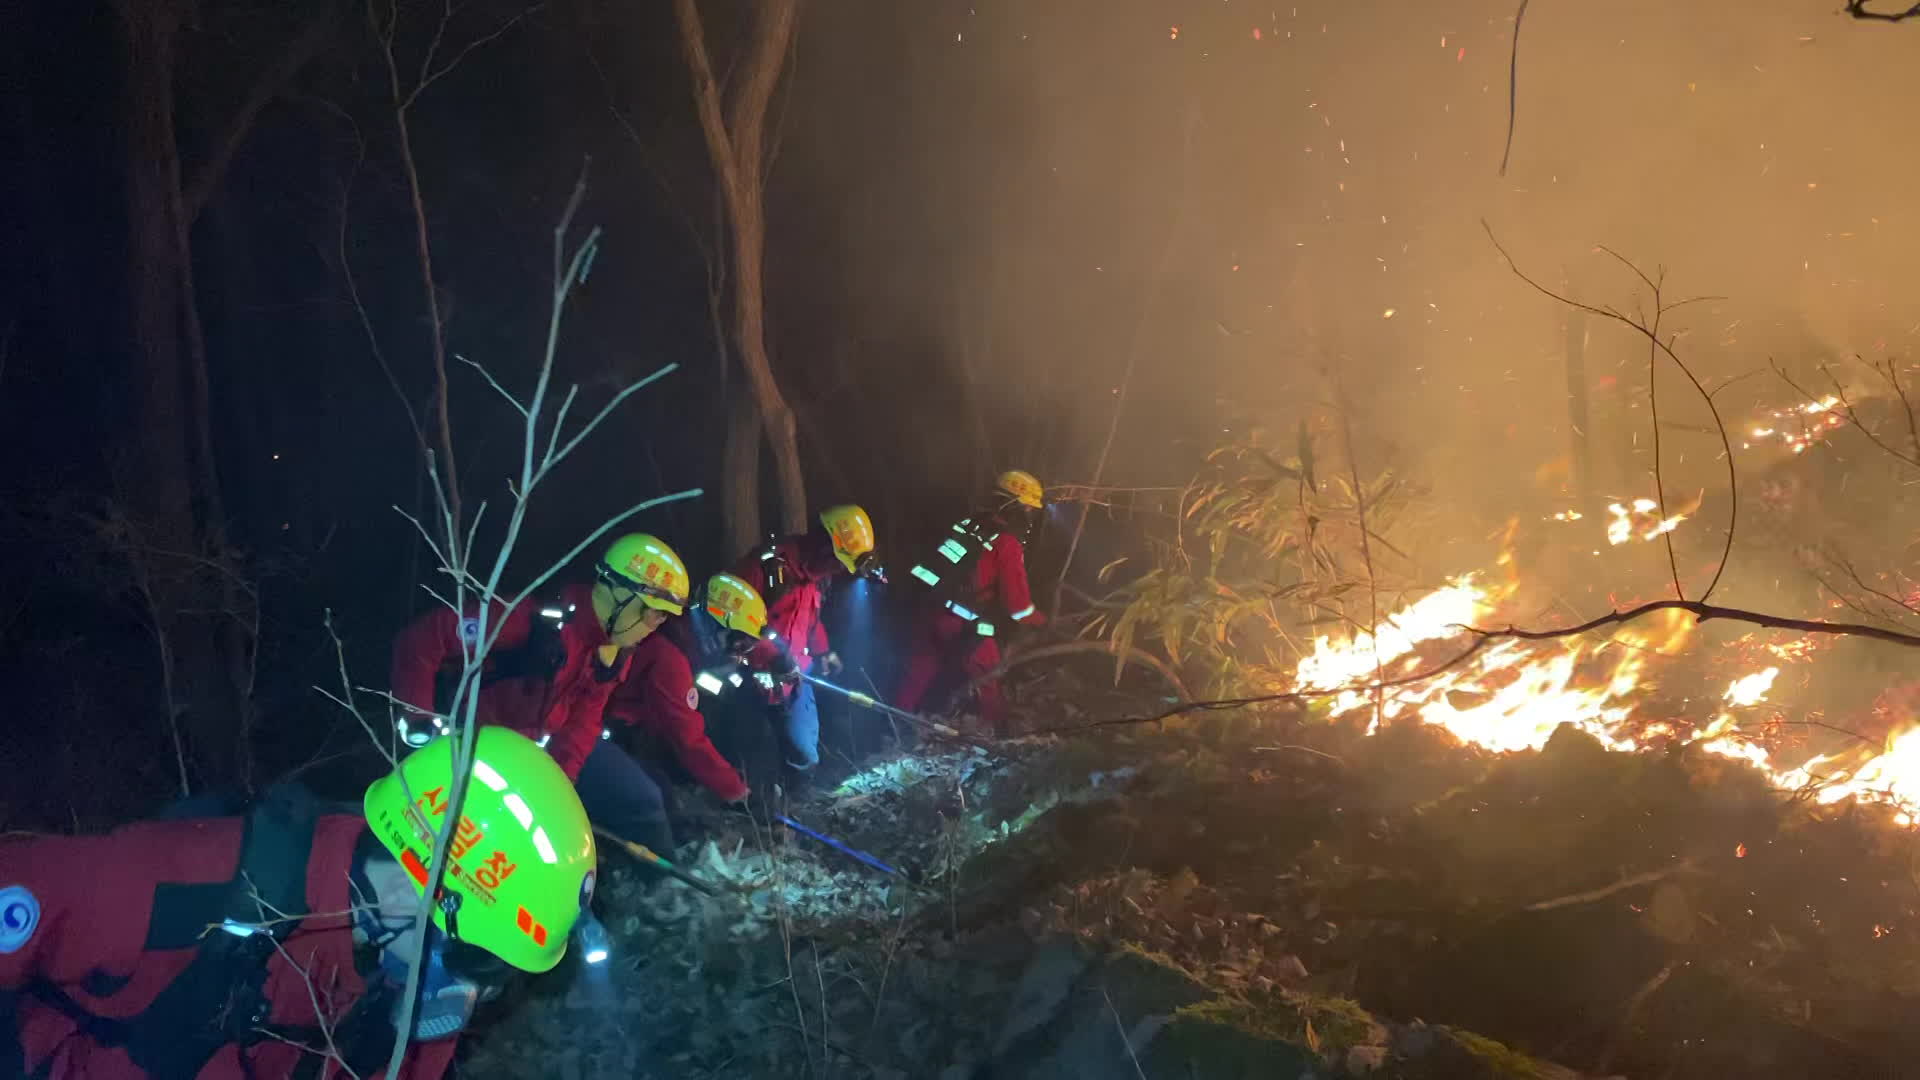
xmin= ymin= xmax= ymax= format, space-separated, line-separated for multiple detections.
xmin=1484 ymin=223 xmax=1739 ymax=601
xmin=1772 ymin=359 xmax=1920 ymax=470
xmin=182 ymin=3 xmax=343 ymax=222
xmin=965 ymin=639 xmax=1193 ymax=706
xmin=1046 ymin=596 xmax=1920 ymax=735
xmin=1498 ymin=0 xmax=1531 ymax=176
xmin=413 ymin=2 xmax=546 ymax=103
xmin=1526 ymin=858 xmax=1698 ymax=912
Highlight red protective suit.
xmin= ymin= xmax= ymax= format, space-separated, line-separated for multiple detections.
xmin=894 ymin=525 xmax=1044 ymax=734
xmin=611 ymin=628 xmax=750 ymax=803
xmin=389 ymin=582 xmax=631 ymax=780
xmin=730 ymin=531 xmax=838 ymax=693
xmin=0 ymin=815 xmax=453 ymax=1079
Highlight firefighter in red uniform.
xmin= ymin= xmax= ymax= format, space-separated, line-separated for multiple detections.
xmin=389 ymin=533 xmax=690 ymax=855
xmin=894 ymin=470 xmax=1048 ymax=735
xmin=730 ymin=506 xmax=878 ymax=780
xmin=609 ymin=572 xmax=771 ymax=806
xmin=0 ymin=728 xmax=596 ymax=1080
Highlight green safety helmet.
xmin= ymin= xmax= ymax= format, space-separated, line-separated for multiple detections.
xmin=363 ymin=728 xmax=596 ymax=973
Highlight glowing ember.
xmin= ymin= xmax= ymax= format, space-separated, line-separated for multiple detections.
xmin=1606 ymin=498 xmax=1687 ymax=545
xmin=1742 ymin=394 xmax=1847 ymax=454
xmin=1765 ymin=638 xmax=1823 ymax=664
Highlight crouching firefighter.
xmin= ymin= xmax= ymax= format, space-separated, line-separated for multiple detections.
xmin=729 ymin=505 xmax=878 ymax=781
xmin=894 ymin=470 xmax=1048 ymax=736
xmin=390 ymin=532 xmax=690 ymax=855
xmin=0 ymin=728 xmax=596 ymax=1079
xmin=608 ymin=573 xmax=770 ymax=807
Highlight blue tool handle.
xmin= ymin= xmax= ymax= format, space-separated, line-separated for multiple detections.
xmin=776 ymin=814 xmax=906 ymax=879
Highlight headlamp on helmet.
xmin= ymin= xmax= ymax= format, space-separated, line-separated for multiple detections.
xmin=818 ymin=505 xmax=876 ymax=576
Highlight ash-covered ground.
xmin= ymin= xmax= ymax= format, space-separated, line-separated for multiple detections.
xmin=459 ymin=660 xmax=1920 ymax=1079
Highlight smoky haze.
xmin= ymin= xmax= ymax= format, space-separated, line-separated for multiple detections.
xmin=782 ymin=0 xmax=1920 ymax=602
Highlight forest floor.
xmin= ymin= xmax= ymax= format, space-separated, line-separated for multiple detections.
xmin=460 ymin=661 xmax=1920 ymax=1079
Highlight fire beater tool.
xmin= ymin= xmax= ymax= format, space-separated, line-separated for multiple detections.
xmin=592 ymin=826 xmax=720 ymax=896
xmin=797 ymin=671 xmax=980 ymax=743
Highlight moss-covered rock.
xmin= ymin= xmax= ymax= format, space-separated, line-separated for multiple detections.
xmin=1143 ymin=997 xmax=1319 ymax=1078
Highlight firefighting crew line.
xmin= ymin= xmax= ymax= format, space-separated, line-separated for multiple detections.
xmin=0 ymin=469 xmax=1050 ymax=1078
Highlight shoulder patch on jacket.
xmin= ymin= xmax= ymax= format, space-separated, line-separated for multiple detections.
xmin=686 ymin=685 xmax=699 ymax=710
xmin=460 ymin=616 xmax=481 ymax=643
xmin=0 ymin=884 xmax=41 ymax=953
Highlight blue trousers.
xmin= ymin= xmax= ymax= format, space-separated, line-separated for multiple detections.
xmin=774 ymin=680 xmax=820 ymax=770
xmin=573 ymin=739 xmax=674 ymax=854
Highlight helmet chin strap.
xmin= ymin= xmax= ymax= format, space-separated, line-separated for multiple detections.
xmin=594 ymin=565 xmax=643 ymax=638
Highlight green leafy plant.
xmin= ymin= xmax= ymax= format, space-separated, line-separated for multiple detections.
xmin=1085 ymin=417 xmax=1423 ymax=699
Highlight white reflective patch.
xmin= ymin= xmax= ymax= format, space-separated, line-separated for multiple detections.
xmin=0 ymin=886 xmax=40 ymax=954
xmin=977 ymin=622 xmax=996 ymax=637
xmin=471 ymin=759 xmax=508 ymax=792
xmin=946 ymin=602 xmax=978 ymax=621
xmin=1010 ymin=604 xmax=1037 ymax=621
xmin=504 ymin=793 xmax=535 ymax=829
xmin=600 ymin=727 xmax=611 ymax=740
xmin=536 ymin=734 xmax=552 ymax=748
xmin=729 ymin=672 xmax=744 ymax=687
xmin=533 ymin=827 xmax=558 ymax=865
xmin=695 ymin=672 xmax=725 ymax=695
xmin=540 ymin=608 xmax=565 ymax=619
xmin=218 ymin=918 xmax=259 ymax=938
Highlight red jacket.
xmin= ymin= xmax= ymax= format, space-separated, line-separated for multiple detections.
xmin=928 ymin=524 xmax=1043 ymax=631
xmin=610 ymin=629 xmax=750 ymax=803
xmin=389 ymin=582 xmax=630 ymax=780
xmin=730 ymin=531 xmax=837 ymax=680
xmin=0 ymin=814 xmax=454 ymax=1079
xmin=970 ymin=529 xmax=1040 ymax=625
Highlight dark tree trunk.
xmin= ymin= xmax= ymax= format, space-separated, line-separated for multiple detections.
xmin=723 ymin=394 xmax=763 ymax=556
xmin=114 ymin=0 xmax=249 ymax=790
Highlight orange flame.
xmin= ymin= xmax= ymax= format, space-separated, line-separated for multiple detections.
xmin=1293 ymin=576 xmax=1920 ymax=822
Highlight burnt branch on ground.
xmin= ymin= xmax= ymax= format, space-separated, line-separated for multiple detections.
xmin=1846 ymin=0 xmax=1920 ymax=21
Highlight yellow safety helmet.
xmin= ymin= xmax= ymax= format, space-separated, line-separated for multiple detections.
xmin=702 ymin=572 xmax=769 ymax=638
xmin=363 ymin=728 xmax=596 ymax=974
xmin=819 ymin=505 xmax=877 ymax=576
xmin=599 ymin=533 xmax=690 ymax=615
xmin=995 ymin=469 xmax=1045 ymax=510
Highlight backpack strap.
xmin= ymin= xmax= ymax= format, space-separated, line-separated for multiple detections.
xmin=478 ymin=590 xmax=574 ymax=688
xmin=18 ymin=786 xmax=330 ymax=1079
xmin=907 ymin=518 xmax=1005 ymax=634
